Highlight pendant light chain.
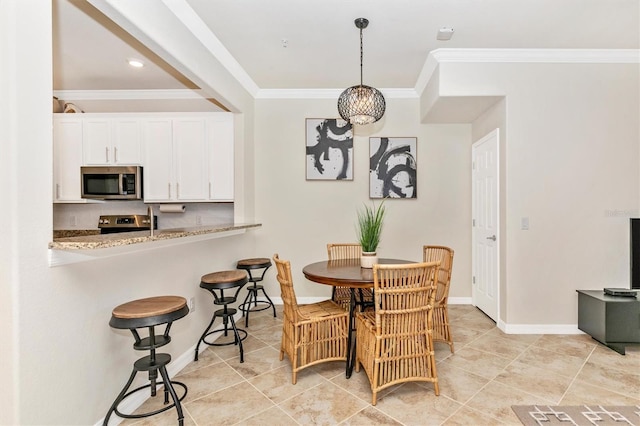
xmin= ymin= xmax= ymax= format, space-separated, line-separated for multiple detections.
xmin=359 ymin=26 xmax=364 ymax=86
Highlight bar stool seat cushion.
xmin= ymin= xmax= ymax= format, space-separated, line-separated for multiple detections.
xmin=201 ymin=270 xmax=248 ymax=289
xmin=110 ymin=296 xmax=188 ymax=329
xmin=237 ymin=258 xmax=272 ymax=269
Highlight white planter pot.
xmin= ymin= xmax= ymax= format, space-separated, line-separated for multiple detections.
xmin=361 ymin=252 xmax=378 ymax=268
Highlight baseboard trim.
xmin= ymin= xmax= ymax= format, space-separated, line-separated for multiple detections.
xmin=499 ymin=320 xmax=584 ymax=335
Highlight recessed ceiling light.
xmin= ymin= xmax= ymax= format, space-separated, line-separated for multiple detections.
xmin=128 ymin=59 xmax=144 ymax=68
xmin=437 ymin=27 xmax=454 ymax=41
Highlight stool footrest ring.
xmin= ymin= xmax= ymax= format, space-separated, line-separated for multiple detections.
xmin=113 ymin=380 xmax=187 ymax=420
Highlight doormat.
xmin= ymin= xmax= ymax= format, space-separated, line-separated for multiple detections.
xmin=512 ymin=405 xmax=639 ymax=425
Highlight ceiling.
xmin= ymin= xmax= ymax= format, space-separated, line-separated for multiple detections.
xmin=53 ymin=0 xmax=639 ymax=110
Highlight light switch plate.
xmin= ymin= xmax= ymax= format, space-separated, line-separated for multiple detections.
xmin=521 ymin=217 xmax=529 ymax=230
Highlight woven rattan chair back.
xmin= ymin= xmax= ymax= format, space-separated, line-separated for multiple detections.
xmin=355 ymin=261 xmax=441 ymax=405
xmin=327 ymin=243 xmax=369 ymax=310
xmin=422 ymin=245 xmax=455 ymax=352
xmin=273 ymin=254 xmax=348 ymax=384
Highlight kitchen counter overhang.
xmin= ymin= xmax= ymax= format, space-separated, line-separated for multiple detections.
xmin=48 ymin=223 xmax=261 ymax=266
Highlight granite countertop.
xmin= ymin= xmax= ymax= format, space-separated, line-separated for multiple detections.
xmin=49 ymin=223 xmax=261 ymax=250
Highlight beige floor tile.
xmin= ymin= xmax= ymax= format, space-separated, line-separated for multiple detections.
xmin=586 ymin=344 xmax=640 ymax=373
xmin=332 ymin=367 xmax=398 ymax=403
xmin=468 ymin=333 xmax=530 ymax=359
xmin=185 ymin=381 xmax=274 ymax=425
xmin=438 ymin=347 xmax=512 ymax=379
xmin=441 ymin=406 xmax=509 ymax=426
xmin=180 ymin=347 xmax=223 ymax=375
xmin=279 ymin=380 xmax=368 ymax=425
xmin=241 ymin=308 xmax=281 ymax=331
xmin=513 ymin=346 xmax=586 ymax=378
xmin=120 ymin=404 xmax=197 ymax=426
xmin=429 ymin=363 xmax=490 ymax=404
xmin=249 ymin=364 xmax=326 ymax=404
xmin=493 ymin=359 xmax=574 ymax=403
xmin=533 ymin=334 xmax=597 ymax=358
xmin=234 ymin=405 xmax=298 ymax=426
xmin=246 ymin=323 xmax=284 ymax=346
xmin=177 ymin=362 xmax=244 ymax=403
xmin=449 ymin=325 xmax=487 ymax=347
xmin=560 ymin=379 xmax=640 ymax=405
xmin=374 ymin=383 xmax=462 ymax=426
xmin=453 ymin=312 xmax=496 ymax=332
xmin=310 ymin=359 xmax=348 ymax=381
xmin=341 ymin=406 xmax=403 ymax=425
xmin=575 ymin=360 xmax=640 ymax=399
xmin=447 ymin=305 xmax=481 ymax=318
xmin=485 ymin=328 xmax=542 ymax=345
xmin=199 ymin=334 xmax=268 ymax=361
xmin=225 ymin=345 xmax=287 ymax=379
xmin=465 ymin=381 xmax=554 ymax=424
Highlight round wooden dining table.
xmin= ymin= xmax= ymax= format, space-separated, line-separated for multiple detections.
xmin=302 ymin=257 xmax=415 ymax=378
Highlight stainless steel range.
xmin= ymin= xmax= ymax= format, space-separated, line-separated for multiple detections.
xmin=98 ymin=214 xmax=157 ymax=234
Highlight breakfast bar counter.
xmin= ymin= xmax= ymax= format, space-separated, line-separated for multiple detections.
xmin=48 ymin=223 xmax=262 ymax=266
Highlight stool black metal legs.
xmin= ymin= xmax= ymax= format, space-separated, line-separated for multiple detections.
xmin=195 ymin=270 xmax=248 ymax=363
xmin=194 ymin=288 xmax=247 ymax=362
xmin=104 ymin=297 xmax=189 ymax=426
xmin=237 ymin=258 xmax=276 ymax=327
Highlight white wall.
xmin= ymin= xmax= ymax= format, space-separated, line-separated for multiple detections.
xmin=253 ymin=97 xmax=473 ymax=301
xmin=1 ymin=2 xmax=261 ymax=424
xmin=442 ymin=61 xmax=640 ymax=326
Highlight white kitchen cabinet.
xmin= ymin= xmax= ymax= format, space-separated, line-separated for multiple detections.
xmin=208 ymin=113 xmax=234 ymax=201
xmin=143 ymin=113 xmax=234 ymax=203
xmin=83 ymin=117 xmax=142 ymax=165
xmin=53 ymin=116 xmax=84 ymax=202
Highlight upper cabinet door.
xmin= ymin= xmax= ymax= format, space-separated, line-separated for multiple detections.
xmin=208 ymin=113 xmax=234 ymax=201
xmin=143 ymin=119 xmax=174 ymax=202
xmin=173 ymin=118 xmax=209 ymax=201
xmin=83 ymin=117 xmax=142 ymax=165
xmin=53 ymin=117 xmax=84 ymax=202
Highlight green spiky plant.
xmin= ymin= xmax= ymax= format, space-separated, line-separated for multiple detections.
xmin=356 ymin=200 xmax=386 ymax=253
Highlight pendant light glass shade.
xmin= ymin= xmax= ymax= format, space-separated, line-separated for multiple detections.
xmin=337 ymin=18 xmax=385 ymax=125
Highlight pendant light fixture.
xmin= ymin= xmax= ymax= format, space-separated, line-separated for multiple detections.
xmin=337 ymin=18 xmax=386 ymax=125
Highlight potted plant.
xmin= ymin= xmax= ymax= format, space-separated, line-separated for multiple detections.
xmin=356 ymin=200 xmax=386 ymax=268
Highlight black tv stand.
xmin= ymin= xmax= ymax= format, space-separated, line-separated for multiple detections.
xmin=576 ymin=290 xmax=640 ymax=354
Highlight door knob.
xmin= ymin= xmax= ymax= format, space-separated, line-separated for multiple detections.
xmin=486 ymin=235 xmax=496 ymax=241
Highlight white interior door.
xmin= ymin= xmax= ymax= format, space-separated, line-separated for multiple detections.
xmin=472 ymin=129 xmax=500 ymax=321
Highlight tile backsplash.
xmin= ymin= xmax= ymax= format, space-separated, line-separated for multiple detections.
xmin=53 ymin=201 xmax=233 ymax=230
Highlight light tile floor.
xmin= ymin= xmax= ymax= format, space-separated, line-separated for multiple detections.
xmin=123 ymin=304 xmax=640 ymax=426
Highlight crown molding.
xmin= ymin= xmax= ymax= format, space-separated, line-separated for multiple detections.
xmin=415 ymin=48 xmax=640 ymax=94
xmin=53 ymin=89 xmax=208 ymax=100
xmin=255 ymin=88 xmax=418 ymax=100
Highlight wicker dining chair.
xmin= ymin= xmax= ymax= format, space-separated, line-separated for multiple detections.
xmin=273 ymin=254 xmax=349 ymax=384
xmin=423 ymin=245 xmax=455 ymax=353
xmin=326 ymin=243 xmax=372 ymax=310
xmin=355 ymin=261 xmax=440 ymax=405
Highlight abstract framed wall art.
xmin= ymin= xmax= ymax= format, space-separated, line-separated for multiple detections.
xmin=369 ymin=137 xmax=417 ymax=198
xmin=305 ymin=118 xmax=353 ymax=180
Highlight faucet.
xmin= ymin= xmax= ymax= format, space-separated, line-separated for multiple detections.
xmin=147 ymin=206 xmax=154 ymax=237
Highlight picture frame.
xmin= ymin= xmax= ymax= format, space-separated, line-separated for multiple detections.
xmin=369 ymin=137 xmax=417 ymax=198
xmin=305 ymin=118 xmax=353 ymax=180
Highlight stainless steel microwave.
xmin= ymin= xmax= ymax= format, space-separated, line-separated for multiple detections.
xmin=81 ymin=166 xmax=143 ymax=200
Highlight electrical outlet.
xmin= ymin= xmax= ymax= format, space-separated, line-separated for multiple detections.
xmin=196 ymin=215 xmax=202 ymax=225
xmin=189 ymin=297 xmax=195 ymax=313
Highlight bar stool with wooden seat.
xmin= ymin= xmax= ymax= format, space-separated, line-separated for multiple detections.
xmin=236 ymin=257 xmax=277 ymax=327
xmin=104 ymin=295 xmax=189 ymax=426
xmin=194 ymin=270 xmax=248 ymax=363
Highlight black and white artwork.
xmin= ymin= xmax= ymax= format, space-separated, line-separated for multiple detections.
xmin=305 ymin=118 xmax=353 ymax=180
xmin=369 ymin=137 xmax=417 ymax=198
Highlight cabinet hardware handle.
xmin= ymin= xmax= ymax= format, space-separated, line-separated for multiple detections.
xmin=176 ymin=183 xmax=180 ymax=199
xmin=56 ymin=184 xmax=60 ymax=200
xmin=105 ymin=147 xmax=109 ymax=163
xmin=168 ymin=183 xmax=171 ymax=198
xmin=114 ymin=147 xmax=118 ymax=163
xmin=486 ymin=235 xmax=497 ymax=241
xmin=209 ymin=182 xmax=212 ymax=199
